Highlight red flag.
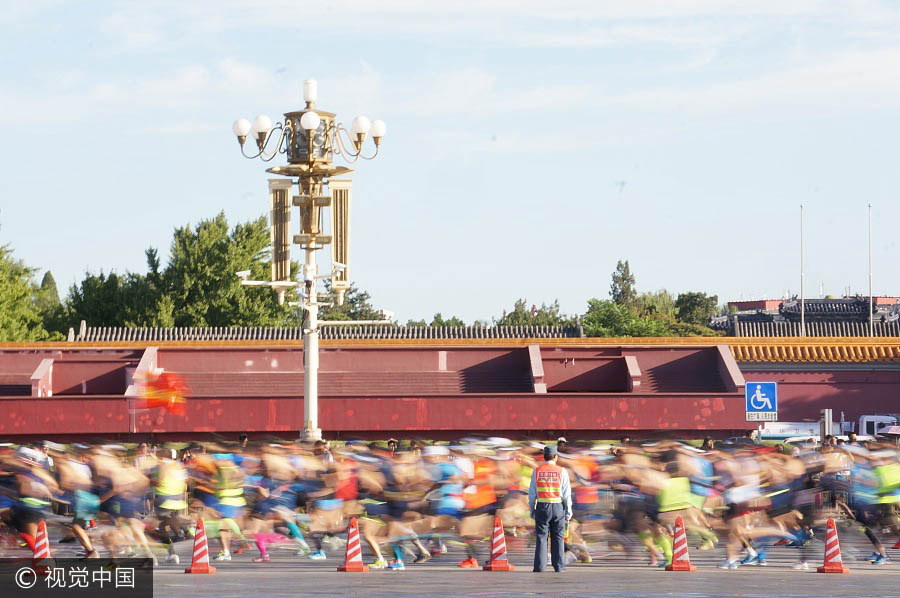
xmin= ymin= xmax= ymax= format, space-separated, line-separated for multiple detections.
xmin=138 ymin=372 xmax=189 ymax=415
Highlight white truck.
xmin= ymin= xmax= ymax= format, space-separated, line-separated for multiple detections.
xmin=760 ymin=414 xmax=898 ymax=440
xmin=845 ymin=414 xmax=898 ymax=436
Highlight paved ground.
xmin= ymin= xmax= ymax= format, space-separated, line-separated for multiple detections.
xmin=145 ymin=529 xmax=900 ymax=598
xmin=13 ymin=519 xmax=899 ymax=597
xmin=155 ymin=565 xmax=900 ymax=598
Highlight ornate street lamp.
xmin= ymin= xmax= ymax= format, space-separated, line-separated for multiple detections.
xmin=232 ymin=79 xmax=386 ymax=441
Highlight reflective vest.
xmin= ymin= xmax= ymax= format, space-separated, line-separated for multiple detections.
xmin=875 ymin=464 xmax=900 ymax=504
xmin=875 ymin=464 xmax=900 ymax=494
xmin=216 ymin=463 xmax=246 ymax=507
xmin=575 ymin=485 xmax=598 ymax=504
xmin=464 ymin=458 xmax=497 ymax=510
xmin=658 ymin=476 xmax=694 ymax=512
xmin=534 ymin=463 xmax=563 ymax=503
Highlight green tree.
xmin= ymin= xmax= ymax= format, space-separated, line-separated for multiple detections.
xmin=64 ymin=212 xmax=293 ymax=329
xmin=34 ymin=271 xmax=68 ymax=334
xmin=494 ymin=298 xmax=574 ymax=327
xmin=319 ymin=282 xmax=383 ymax=321
xmin=405 ymin=313 xmax=466 ymax=327
xmin=582 ymin=299 xmax=670 ymax=337
xmin=633 ymin=289 xmax=676 ymax=318
xmin=35 ymin=272 xmax=60 ymax=313
xmin=0 ymin=243 xmax=53 ymax=340
xmin=429 ymin=312 xmax=466 ymax=327
xmin=164 ymin=212 xmax=290 ymax=326
xmin=581 ymin=297 xmax=721 ymax=338
xmin=609 ymin=260 xmax=636 ymax=305
xmin=675 ymin=292 xmax=719 ymax=326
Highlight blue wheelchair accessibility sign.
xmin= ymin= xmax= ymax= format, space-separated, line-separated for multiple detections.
xmin=745 ymin=382 xmax=777 ymax=421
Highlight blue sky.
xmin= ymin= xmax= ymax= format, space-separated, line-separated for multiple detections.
xmin=2 ymin=1 xmax=899 ymax=323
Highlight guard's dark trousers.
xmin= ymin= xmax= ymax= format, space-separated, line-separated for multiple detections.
xmin=533 ymin=502 xmax=566 ymax=572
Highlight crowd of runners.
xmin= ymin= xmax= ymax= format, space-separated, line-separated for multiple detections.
xmin=1 ymin=434 xmax=900 ymax=570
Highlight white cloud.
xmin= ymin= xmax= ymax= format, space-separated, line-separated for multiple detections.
xmin=618 ymin=46 xmax=900 ymax=109
xmin=219 ymin=58 xmax=273 ymax=90
xmin=99 ymin=7 xmax=164 ymax=49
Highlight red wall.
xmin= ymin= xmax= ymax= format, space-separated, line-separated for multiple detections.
xmin=0 ymin=392 xmax=749 ymax=440
xmin=0 ymin=396 xmax=130 ymax=436
xmin=542 ymin=357 xmax=628 ymax=392
xmin=741 ymin=368 xmax=900 ymax=421
xmin=52 ymin=361 xmax=129 ymax=395
xmin=0 ymin=351 xmax=62 ymax=375
xmin=159 ymin=348 xmax=301 ymax=372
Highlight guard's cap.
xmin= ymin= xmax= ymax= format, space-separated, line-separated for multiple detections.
xmin=543 ymin=445 xmax=558 ymax=460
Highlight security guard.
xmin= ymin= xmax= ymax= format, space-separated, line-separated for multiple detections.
xmin=528 ymin=445 xmax=572 ymax=572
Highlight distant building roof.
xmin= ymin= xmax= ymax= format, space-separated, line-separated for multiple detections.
xmin=714 ymin=297 xmax=900 ymax=336
xmin=70 ymin=324 xmax=583 ymax=343
xmin=727 ymin=300 xmax=781 ymax=311
xmin=781 ymin=297 xmax=872 ymax=317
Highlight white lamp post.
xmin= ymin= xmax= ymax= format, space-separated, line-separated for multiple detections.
xmin=232 ymin=79 xmax=386 ymax=441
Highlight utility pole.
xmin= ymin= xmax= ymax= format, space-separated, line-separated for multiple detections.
xmin=869 ymin=203 xmax=874 ymax=336
xmin=800 ymin=204 xmax=805 ymax=337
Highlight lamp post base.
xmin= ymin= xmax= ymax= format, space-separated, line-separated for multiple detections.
xmin=300 ymin=427 xmax=323 ymax=442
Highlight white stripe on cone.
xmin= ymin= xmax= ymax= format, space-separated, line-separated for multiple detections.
xmin=671 ymin=522 xmax=689 ymax=563
xmin=491 ymin=523 xmax=507 ymax=559
xmin=33 ymin=521 xmax=52 ymax=559
xmin=345 ymin=520 xmax=363 ymax=563
xmin=193 ymin=520 xmax=210 ymax=564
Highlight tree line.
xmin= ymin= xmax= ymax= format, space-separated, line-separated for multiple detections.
xmin=0 ymin=214 xmax=721 ymax=340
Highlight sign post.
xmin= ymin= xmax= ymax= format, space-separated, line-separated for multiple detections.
xmin=746 ymin=382 xmax=778 ymax=442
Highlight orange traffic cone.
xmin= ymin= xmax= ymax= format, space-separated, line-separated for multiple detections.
xmin=32 ymin=520 xmax=54 ymax=576
xmin=665 ymin=516 xmax=697 ymax=572
xmin=337 ymin=517 xmax=369 ymax=573
xmin=185 ymin=518 xmax=216 ymax=574
xmin=483 ymin=515 xmax=514 ymax=571
xmin=817 ymin=517 xmax=849 ymax=574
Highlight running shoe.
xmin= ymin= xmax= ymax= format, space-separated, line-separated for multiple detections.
xmin=414 ymin=552 xmax=431 ymax=564
xmin=872 ymin=554 xmax=890 ymax=565
xmin=867 ymin=551 xmax=882 ymax=563
xmin=215 ymin=551 xmax=231 ymax=561
xmin=717 ymin=560 xmax=739 ymax=569
xmin=165 ymin=554 xmax=180 ymax=565
xmin=387 ymin=560 xmax=405 ymax=570
xmin=792 ymin=562 xmax=810 ymax=570
xmin=742 ymin=550 xmax=767 ymax=566
xmin=892 ymin=540 xmax=900 ymax=550
xmin=308 ymin=550 xmax=327 ymax=560
xmin=295 ymin=539 xmax=311 ymax=556
xmin=252 ymin=555 xmax=270 ymax=562
xmin=457 ymin=557 xmax=479 ymax=568
xmin=369 ymin=559 xmax=388 ymax=570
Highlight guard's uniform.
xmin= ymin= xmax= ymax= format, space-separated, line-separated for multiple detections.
xmin=528 ymin=460 xmax=572 ymax=572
